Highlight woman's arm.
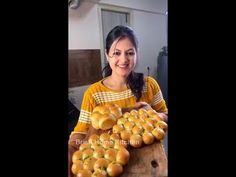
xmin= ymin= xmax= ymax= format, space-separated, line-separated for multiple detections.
xmin=68 ymin=132 xmax=86 ymax=177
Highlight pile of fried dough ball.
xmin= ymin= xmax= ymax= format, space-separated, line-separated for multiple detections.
xmin=71 ymin=104 xmax=168 ymax=177
xmin=113 ymin=108 xmax=168 ymax=148
xmin=71 ymin=133 xmax=129 ymax=177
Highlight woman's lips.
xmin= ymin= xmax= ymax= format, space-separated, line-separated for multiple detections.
xmin=117 ymin=64 xmax=129 ymax=69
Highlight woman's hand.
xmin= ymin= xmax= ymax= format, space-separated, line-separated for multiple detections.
xmin=157 ymin=112 xmax=168 ymax=122
xmin=122 ymin=102 xmax=152 ymax=113
xmin=134 ymin=101 xmax=152 ymax=110
xmin=134 ymin=102 xmax=168 ymax=122
xmin=69 ymin=132 xmax=86 ymax=149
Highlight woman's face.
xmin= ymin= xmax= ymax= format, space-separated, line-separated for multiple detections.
xmin=106 ymin=37 xmax=137 ymax=78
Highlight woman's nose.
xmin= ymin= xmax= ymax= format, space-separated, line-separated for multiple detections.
xmin=119 ymin=52 xmax=129 ymax=62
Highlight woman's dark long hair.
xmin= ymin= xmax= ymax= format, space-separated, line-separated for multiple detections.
xmin=102 ymin=25 xmax=144 ymax=101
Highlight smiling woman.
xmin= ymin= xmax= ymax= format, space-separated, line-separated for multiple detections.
xmin=69 ymin=24 xmax=168 ymax=141
xmin=68 ymin=25 xmax=168 ymax=177
xmin=102 ymin=25 xmax=144 ymax=100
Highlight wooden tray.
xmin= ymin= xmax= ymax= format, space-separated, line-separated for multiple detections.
xmin=71 ymin=128 xmax=168 ymax=177
xmin=121 ymin=142 xmax=167 ymax=177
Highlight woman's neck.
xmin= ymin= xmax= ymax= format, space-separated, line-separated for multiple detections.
xmin=104 ymin=75 xmax=127 ymax=90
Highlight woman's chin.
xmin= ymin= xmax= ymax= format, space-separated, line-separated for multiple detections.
xmin=117 ymin=69 xmax=131 ymax=77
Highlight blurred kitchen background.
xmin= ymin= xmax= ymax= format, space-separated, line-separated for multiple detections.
xmin=68 ymin=0 xmax=168 ymax=156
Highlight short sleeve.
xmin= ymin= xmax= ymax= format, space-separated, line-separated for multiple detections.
xmin=73 ymin=88 xmax=96 ymax=133
xmin=148 ymin=76 xmax=168 ymax=114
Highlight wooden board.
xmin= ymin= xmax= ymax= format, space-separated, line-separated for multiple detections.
xmin=121 ymin=142 xmax=168 ymax=177
xmin=71 ymin=128 xmax=168 ymax=177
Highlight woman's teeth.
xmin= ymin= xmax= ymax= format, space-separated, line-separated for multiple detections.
xmin=118 ymin=65 xmax=128 ymax=68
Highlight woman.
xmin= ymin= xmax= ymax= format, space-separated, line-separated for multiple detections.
xmin=68 ymin=25 xmax=168 ymax=176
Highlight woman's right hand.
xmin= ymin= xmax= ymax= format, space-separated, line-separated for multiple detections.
xmin=68 ymin=132 xmax=86 ymax=177
xmin=69 ymin=132 xmax=86 ymax=149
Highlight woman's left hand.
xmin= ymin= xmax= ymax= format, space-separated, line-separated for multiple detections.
xmin=135 ymin=102 xmax=168 ymax=122
xmin=134 ymin=101 xmax=152 ymax=110
xmin=157 ymin=112 xmax=168 ymax=122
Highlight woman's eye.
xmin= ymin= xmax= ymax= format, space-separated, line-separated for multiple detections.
xmin=113 ymin=52 xmax=121 ymax=56
xmin=127 ymin=52 xmax=135 ymax=56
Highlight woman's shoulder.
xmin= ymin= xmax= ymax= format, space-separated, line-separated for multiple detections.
xmin=144 ymin=75 xmax=160 ymax=89
xmin=85 ymin=78 xmax=105 ymax=93
xmin=144 ymin=75 xmax=158 ymax=83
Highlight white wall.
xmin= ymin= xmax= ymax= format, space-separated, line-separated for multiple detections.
xmin=69 ymin=1 xmax=100 ymax=49
xmin=69 ymin=0 xmax=167 ymax=109
xmin=133 ymin=11 xmax=167 ymax=77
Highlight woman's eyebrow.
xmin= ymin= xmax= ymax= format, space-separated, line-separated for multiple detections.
xmin=125 ymin=49 xmax=135 ymax=52
xmin=114 ymin=48 xmax=134 ymax=52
